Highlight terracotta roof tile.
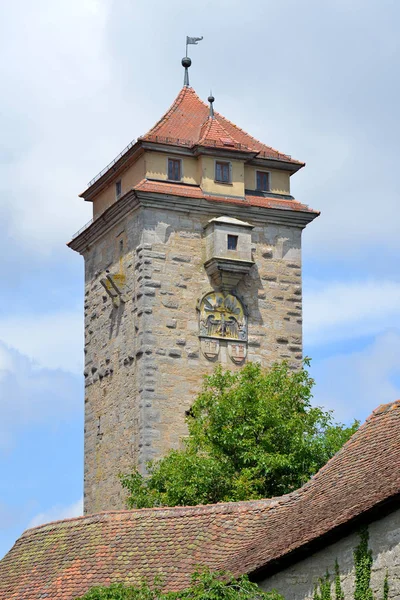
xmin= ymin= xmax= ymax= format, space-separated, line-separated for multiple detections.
xmin=198 ymin=116 xmax=242 ymax=150
xmin=133 ymin=179 xmax=318 ymax=214
xmin=1 ymin=400 xmax=399 ymax=599
xmin=141 ymin=87 xmax=301 ymax=164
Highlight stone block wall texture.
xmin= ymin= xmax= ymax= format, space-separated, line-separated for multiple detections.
xmin=83 ymin=204 xmax=304 ymax=513
xmin=259 ymin=509 xmax=400 ymax=600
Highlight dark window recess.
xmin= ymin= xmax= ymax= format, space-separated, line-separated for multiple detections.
xmin=227 ymin=234 xmax=238 ymax=250
xmin=168 ymin=158 xmax=181 ymax=181
xmin=115 ymin=180 xmax=122 ymax=198
xmin=256 ymin=171 xmax=270 ymax=192
xmin=215 ymin=161 xmax=231 ymax=183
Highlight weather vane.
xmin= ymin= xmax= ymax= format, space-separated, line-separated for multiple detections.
xmin=182 ymin=35 xmax=203 ymax=87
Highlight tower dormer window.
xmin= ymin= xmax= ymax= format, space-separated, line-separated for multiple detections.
xmin=168 ymin=158 xmax=182 ymax=181
xmin=115 ymin=179 xmax=122 ymax=199
xmin=215 ymin=161 xmax=231 ymax=183
xmin=256 ymin=171 xmax=270 ymax=192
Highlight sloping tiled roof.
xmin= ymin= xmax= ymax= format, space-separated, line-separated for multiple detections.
xmin=198 ymin=116 xmax=241 ymax=149
xmin=1 ymin=401 xmax=399 ymax=599
xmin=141 ymin=87 xmax=302 ymax=164
xmin=133 ymin=179 xmax=319 ymax=214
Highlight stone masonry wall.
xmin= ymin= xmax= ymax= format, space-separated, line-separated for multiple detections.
xmin=259 ymin=509 xmax=400 ymax=600
xmin=83 ymin=203 xmax=304 ymax=514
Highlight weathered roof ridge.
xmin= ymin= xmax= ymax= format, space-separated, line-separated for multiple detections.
xmin=21 ymin=497 xmax=278 ymax=538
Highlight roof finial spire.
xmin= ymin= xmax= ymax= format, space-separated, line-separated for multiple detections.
xmin=181 ymin=56 xmax=191 ymax=86
xmin=208 ymin=91 xmax=215 ymax=118
xmin=182 ymin=36 xmax=203 ymax=87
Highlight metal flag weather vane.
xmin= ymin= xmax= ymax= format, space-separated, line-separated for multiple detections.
xmin=186 ymin=35 xmax=203 ymax=56
xmin=182 ymin=35 xmax=203 ymax=86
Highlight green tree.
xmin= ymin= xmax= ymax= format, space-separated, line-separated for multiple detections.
xmin=121 ymin=361 xmax=358 ymax=509
xmin=75 ymin=570 xmax=283 ymax=600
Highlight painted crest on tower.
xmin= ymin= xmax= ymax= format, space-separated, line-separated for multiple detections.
xmin=198 ymin=292 xmax=248 ymax=363
xmin=198 ymin=292 xmax=247 ymax=341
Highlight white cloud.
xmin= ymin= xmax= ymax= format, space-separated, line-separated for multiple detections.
xmin=0 ymin=0 xmax=114 ymax=257
xmin=0 ymin=342 xmax=81 ymax=452
xmin=311 ymin=330 xmax=400 ymax=423
xmin=0 ymin=310 xmax=83 ymax=374
xmin=304 ymin=279 xmax=400 ymax=347
xmin=28 ymin=497 xmax=83 ymax=529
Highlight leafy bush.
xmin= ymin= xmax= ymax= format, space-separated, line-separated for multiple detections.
xmin=75 ymin=569 xmax=283 ymax=600
xmin=121 ymin=361 xmax=358 ymax=508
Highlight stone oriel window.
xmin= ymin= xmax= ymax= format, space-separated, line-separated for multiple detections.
xmin=168 ymin=158 xmax=182 ymax=181
xmin=256 ymin=171 xmax=270 ymax=192
xmin=215 ymin=161 xmax=231 ymax=183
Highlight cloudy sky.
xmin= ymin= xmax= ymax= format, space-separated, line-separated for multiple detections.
xmin=1 ymin=0 xmax=400 ymax=558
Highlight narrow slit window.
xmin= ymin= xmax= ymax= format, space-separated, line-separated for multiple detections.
xmin=256 ymin=171 xmax=270 ymax=192
xmin=168 ymin=158 xmax=181 ymax=181
xmin=215 ymin=161 xmax=231 ymax=183
xmin=227 ymin=234 xmax=238 ymax=251
xmin=115 ymin=179 xmax=122 ymax=199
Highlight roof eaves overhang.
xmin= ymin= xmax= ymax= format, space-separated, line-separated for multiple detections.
xmin=192 ymin=145 xmax=258 ymax=161
xmin=249 ymin=156 xmax=305 ymax=174
xmin=68 ymin=190 xmax=139 ymax=253
xmin=79 ymin=141 xmax=144 ymax=201
xmin=140 ymin=140 xmax=195 ymax=156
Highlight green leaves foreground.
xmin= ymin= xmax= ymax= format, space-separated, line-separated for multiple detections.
xmin=121 ymin=361 xmax=358 ymax=508
xmin=76 ymin=569 xmax=283 ymax=600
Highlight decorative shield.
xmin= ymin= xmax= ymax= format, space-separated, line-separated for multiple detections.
xmin=228 ymin=342 xmax=247 ymax=364
xmin=201 ymin=338 xmax=220 ymax=360
xmin=198 ymin=291 xmax=247 ymax=341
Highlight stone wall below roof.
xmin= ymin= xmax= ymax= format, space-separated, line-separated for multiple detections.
xmin=82 ymin=204 xmax=304 ymax=514
xmin=259 ymin=508 xmax=400 ymax=600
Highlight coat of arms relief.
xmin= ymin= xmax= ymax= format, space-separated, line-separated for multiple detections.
xmin=198 ymin=292 xmax=247 ymax=364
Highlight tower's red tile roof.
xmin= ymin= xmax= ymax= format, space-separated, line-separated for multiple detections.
xmin=133 ymin=178 xmax=319 ymax=214
xmin=141 ymin=87 xmax=302 ymax=163
xmin=1 ymin=400 xmax=400 ymax=600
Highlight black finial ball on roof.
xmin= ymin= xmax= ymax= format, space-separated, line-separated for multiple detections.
xmin=182 ymin=57 xmax=192 ymax=68
xmin=208 ymin=94 xmax=215 ymax=104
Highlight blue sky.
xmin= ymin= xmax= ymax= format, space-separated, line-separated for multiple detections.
xmin=1 ymin=0 xmax=400 ymax=559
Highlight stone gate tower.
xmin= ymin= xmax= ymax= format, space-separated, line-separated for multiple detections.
xmin=69 ymin=61 xmax=319 ymax=514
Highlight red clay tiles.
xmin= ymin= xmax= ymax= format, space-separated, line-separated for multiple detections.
xmin=133 ymin=179 xmax=318 ymax=214
xmin=1 ymin=401 xmax=399 ymax=599
xmin=141 ymin=87 xmax=302 ymax=164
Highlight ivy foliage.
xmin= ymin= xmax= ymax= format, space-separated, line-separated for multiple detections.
xmin=354 ymin=527 xmax=373 ymax=600
xmin=313 ymin=572 xmax=332 ymax=600
xmin=334 ymin=561 xmax=344 ymax=600
xmin=313 ymin=527 xmax=389 ymax=600
xmin=75 ymin=569 xmax=284 ymax=600
xmin=121 ymin=361 xmax=358 ymax=508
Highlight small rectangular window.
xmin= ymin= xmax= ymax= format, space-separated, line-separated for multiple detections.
xmin=168 ymin=158 xmax=181 ymax=181
xmin=227 ymin=235 xmax=238 ymax=250
xmin=115 ymin=180 xmax=122 ymax=199
xmin=256 ymin=171 xmax=270 ymax=192
xmin=215 ymin=161 xmax=231 ymax=183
